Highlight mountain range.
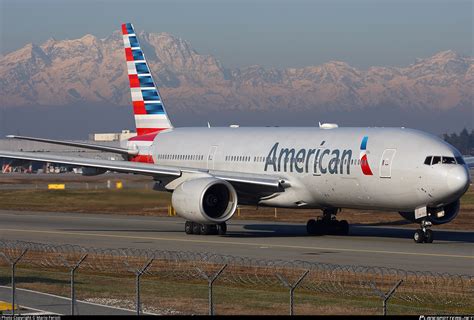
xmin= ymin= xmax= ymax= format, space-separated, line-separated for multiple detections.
xmin=1 ymin=30 xmax=472 ymax=115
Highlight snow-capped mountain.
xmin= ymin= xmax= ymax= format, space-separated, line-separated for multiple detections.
xmin=0 ymin=30 xmax=472 ymax=113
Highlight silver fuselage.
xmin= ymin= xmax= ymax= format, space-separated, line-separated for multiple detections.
xmin=129 ymin=127 xmax=470 ymax=212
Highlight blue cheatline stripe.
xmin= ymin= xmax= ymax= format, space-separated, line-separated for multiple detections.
xmin=125 ymin=23 xmax=134 ymax=34
xmin=360 ymin=136 xmax=368 ymax=150
xmin=135 ymin=63 xmax=149 ymax=74
xmin=142 ymin=89 xmax=161 ymax=101
xmin=138 ymin=76 xmax=155 ymax=87
xmin=129 ymin=36 xmax=139 ymax=47
xmin=145 ymin=103 xmax=165 ymax=114
xmin=132 ymin=49 xmax=144 ymax=61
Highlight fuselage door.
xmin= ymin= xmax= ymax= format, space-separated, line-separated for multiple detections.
xmin=207 ymin=145 xmax=218 ymax=169
xmin=380 ymin=149 xmax=396 ymax=178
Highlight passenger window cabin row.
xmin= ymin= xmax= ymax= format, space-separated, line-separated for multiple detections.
xmin=157 ymin=154 xmax=204 ymax=161
xmin=158 ymin=154 xmax=370 ymax=165
xmin=155 ymin=153 xmax=381 ymax=167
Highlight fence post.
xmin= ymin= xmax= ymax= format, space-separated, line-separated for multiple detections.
xmin=136 ymin=258 xmax=154 ymax=316
xmin=196 ymin=264 xmax=227 ymax=316
xmin=0 ymin=249 xmax=28 ymax=317
xmin=370 ymin=279 xmax=403 ymax=315
xmin=70 ymin=254 xmax=88 ymax=316
xmin=276 ymin=270 xmax=309 ymax=316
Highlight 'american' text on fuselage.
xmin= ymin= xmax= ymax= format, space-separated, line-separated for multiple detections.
xmin=264 ymin=142 xmax=353 ymax=175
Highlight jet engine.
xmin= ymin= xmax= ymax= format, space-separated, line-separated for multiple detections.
xmin=399 ymin=199 xmax=460 ymax=225
xmin=172 ymin=177 xmax=238 ymax=224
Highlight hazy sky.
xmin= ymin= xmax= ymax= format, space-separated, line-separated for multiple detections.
xmin=0 ymin=0 xmax=472 ymax=69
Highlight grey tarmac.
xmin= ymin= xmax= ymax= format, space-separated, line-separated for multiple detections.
xmin=0 ymin=210 xmax=472 ymax=274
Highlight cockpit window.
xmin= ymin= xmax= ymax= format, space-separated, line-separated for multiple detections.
xmin=424 ymin=155 xmax=464 ymax=166
xmin=432 ymin=156 xmax=441 ymax=165
xmin=455 ymin=156 xmax=466 ymax=165
xmin=442 ymin=157 xmax=456 ymax=164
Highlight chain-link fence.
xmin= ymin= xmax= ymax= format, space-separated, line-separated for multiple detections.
xmin=0 ymin=239 xmax=472 ymax=315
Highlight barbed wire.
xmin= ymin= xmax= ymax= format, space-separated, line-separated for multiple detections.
xmin=0 ymin=239 xmax=472 ymax=306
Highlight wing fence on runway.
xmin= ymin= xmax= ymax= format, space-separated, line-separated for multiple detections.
xmin=0 ymin=239 xmax=472 ymax=315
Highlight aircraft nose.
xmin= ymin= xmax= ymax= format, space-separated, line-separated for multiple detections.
xmin=446 ymin=166 xmax=471 ymax=195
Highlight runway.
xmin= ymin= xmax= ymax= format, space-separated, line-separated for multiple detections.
xmin=0 ymin=210 xmax=472 ymax=274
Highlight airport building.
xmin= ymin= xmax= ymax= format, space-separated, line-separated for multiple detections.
xmin=0 ymin=131 xmax=131 ymax=173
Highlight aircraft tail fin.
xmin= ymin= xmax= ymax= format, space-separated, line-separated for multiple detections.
xmin=121 ymin=23 xmax=173 ymax=135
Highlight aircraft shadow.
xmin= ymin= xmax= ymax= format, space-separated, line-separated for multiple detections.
xmin=239 ymin=224 xmax=474 ymax=243
xmin=59 ymin=225 xmax=474 ymax=243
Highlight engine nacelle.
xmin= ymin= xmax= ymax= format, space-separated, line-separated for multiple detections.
xmin=172 ymin=177 xmax=238 ymax=224
xmin=399 ymin=199 xmax=460 ymax=225
xmin=82 ymin=167 xmax=107 ymax=176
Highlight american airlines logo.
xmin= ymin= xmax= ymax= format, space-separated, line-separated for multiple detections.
xmin=264 ymin=136 xmax=374 ymax=176
xmin=359 ymin=136 xmax=374 ymax=176
xmin=264 ymin=142 xmax=353 ymax=175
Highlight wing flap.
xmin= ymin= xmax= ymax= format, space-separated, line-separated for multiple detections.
xmin=211 ymin=170 xmax=287 ymax=189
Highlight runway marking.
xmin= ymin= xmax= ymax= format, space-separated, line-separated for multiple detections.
xmin=1 ymin=228 xmax=472 ymax=259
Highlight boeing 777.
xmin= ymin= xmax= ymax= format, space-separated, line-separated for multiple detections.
xmin=1 ymin=23 xmax=472 ymax=243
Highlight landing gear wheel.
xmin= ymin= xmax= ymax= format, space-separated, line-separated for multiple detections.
xmin=218 ymin=222 xmax=227 ymax=235
xmin=414 ymin=229 xmax=425 ymax=243
xmin=192 ymin=222 xmax=202 ymax=235
xmin=210 ymin=225 xmax=218 ymax=235
xmin=327 ymin=220 xmax=340 ymax=235
xmin=200 ymin=224 xmax=213 ymax=235
xmin=338 ymin=220 xmax=349 ymax=235
xmin=306 ymin=219 xmax=324 ymax=235
xmin=424 ymin=229 xmax=434 ymax=243
xmin=185 ymin=221 xmax=193 ymax=235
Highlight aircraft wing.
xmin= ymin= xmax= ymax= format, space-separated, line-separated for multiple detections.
xmin=464 ymin=156 xmax=474 ymax=168
xmin=0 ymin=151 xmax=286 ymax=192
xmin=6 ymin=135 xmax=138 ymax=156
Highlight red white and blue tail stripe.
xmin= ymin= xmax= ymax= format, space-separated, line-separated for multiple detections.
xmin=122 ymin=23 xmax=173 ymax=136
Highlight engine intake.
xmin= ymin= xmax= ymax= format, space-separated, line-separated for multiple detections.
xmin=172 ymin=177 xmax=238 ymax=224
xmin=399 ymin=199 xmax=460 ymax=225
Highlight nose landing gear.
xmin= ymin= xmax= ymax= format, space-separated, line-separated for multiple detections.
xmin=306 ymin=208 xmax=349 ymax=236
xmin=414 ymin=220 xmax=433 ymax=243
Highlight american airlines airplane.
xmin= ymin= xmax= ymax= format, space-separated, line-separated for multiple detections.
xmin=1 ymin=23 xmax=472 ymax=243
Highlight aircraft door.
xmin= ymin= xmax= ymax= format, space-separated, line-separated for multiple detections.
xmin=207 ymin=145 xmax=218 ymax=169
xmin=380 ymin=149 xmax=396 ymax=178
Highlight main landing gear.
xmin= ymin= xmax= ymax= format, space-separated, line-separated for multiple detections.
xmin=306 ymin=208 xmax=349 ymax=236
xmin=185 ymin=221 xmax=227 ymax=236
xmin=413 ymin=220 xmax=433 ymax=243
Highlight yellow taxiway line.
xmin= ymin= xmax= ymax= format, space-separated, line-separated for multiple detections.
xmin=0 ymin=228 xmax=472 ymax=259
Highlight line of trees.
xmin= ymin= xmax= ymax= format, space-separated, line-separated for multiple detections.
xmin=443 ymin=128 xmax=474 ymax=155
